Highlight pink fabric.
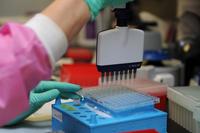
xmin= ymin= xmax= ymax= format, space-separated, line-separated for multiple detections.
xmin=0 ymin=23 xmax=52 ymax=126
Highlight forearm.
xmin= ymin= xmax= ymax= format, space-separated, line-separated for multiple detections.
xmin=42 ymin=0 xmax=90 ymax=41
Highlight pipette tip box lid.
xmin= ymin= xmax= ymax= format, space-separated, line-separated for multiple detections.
xmin=167 ymin=86 xmax=200 ymax=133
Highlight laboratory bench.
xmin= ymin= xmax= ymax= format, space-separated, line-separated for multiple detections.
xmin=0 ymin=119 xmax=190 ymax=133
xmin=0 ymin=121 xmax=52 ymax=133
xmin=1 ymin=85 xmax=199 ymax=133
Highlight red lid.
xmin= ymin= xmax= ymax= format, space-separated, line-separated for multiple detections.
xmin=66 ymin=48 xmax=93 ymax=62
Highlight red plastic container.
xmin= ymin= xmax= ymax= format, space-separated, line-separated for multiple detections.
xmin=124 ymin=129 xmax=158 ymax=133
xmin=60 ymin=64 xmax=100 ymax=87
xmin=66 ymin=48 xmax=93 ymax=62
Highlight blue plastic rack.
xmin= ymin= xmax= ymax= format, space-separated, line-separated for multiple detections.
xmin=52 ymin=86 xmax=167 ymax=133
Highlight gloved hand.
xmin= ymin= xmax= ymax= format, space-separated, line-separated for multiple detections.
xmin=85 ymin=0 xmax=133 ymax=19
xmin=7 ymin=81 xmax=81 ymax=126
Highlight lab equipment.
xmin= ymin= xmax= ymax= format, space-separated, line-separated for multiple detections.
xmin=77 ymin=86 xmax=160 ymax=116
xmin=96 ymin=5 xmax=144 ymax=83
xmin=153 ymin=73 xmax=175 ymax=87
xmin=137 ymin=60 xmax=184 ymax=86
xmin=176 ymin=11 xmax=200 ymax=85
xmin=52 ymin=86 xmax=167 ymax=133
xmin=167 ymin=86 xmax=200 ymax=133
xmin=7 ymin=81 xmax=81 ymax=125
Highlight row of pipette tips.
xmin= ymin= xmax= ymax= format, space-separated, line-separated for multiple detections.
xmin=100 ymin=69 xmax=137 ymax=84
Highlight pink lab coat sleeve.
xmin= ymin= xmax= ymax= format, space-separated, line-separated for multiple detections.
xmin=0 ymin=23 xmax=52 ymax=126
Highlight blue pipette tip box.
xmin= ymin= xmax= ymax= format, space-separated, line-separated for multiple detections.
xmin=52 ymin=86 xmax=167 ymax=133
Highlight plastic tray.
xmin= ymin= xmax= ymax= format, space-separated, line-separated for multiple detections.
xmin=114 ymin=79 xmax=167 ymax=111
xmin=78 ymin=86 xmax=159 ymax=117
